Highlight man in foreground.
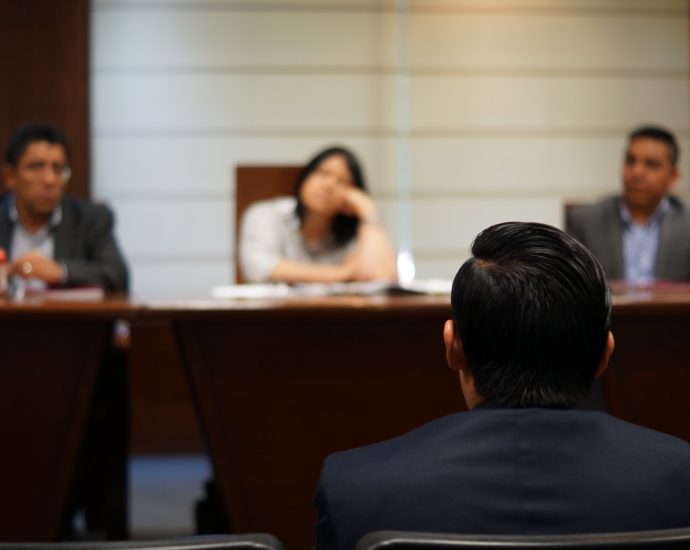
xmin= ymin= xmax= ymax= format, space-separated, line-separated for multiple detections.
xmin=567 ymin=125 xmax=690 ymax=283
xmin=1 ymin=123 xmax=128 ymax=291
xmin=314 ymin=222 xmax=690 ymax=550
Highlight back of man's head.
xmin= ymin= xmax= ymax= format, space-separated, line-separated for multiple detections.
xmin=451 ymin=222 xmax=611 ymax=408
xmin=4 ymin=123 xmax=71 ymax=166
xmin=628 ymin=125 xmax=679 ymax=167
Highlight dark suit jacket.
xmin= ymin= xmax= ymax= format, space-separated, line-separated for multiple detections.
xmin=565 ymin=195 xmax=690 ymax=281
xmin=0 ymin=193 xmax=129 ymax=291
xmin=314 ymin=403 xmax=690 ymax=550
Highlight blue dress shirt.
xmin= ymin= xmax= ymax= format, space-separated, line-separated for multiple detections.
xmin=619 ymin=198 xmax=669 ymax=284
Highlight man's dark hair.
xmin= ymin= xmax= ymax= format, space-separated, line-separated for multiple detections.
xmin=628 ymin=125 xmax=679 ymax=166
xmin=4 ymin=123 xmax=72 ymax=166
xmin=294 ymin=146 xmax=367 ymax=246
xmin=451 ymin=222 xmax=612 ymax=408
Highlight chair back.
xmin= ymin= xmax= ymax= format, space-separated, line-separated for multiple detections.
xmin=0 ymin=534 xmax=284 ymax=550
xmin=234 ymin=165 xmax=302 ymax=283
xmin=356 ymin=528 xmax=690 ymax=550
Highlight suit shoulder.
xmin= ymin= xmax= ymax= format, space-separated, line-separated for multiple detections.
xmin=592 ymin=412 xmax=690 ymax=474
xmin=0 ymin=193 xmax=10 ymax=219
xmin=667 ymin=195 xmax=690 ymax=216
xmin=568 ymin=196 xmax=619 ymax=222
xmin=323 ymin=412 xmax=468 ymax=475
xmin=61 ymin=195 xmax=114 ymax=222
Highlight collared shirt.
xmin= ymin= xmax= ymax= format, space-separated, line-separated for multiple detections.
xmin=619 ymin=197 xmax=669 ymax=284
xmin=8 ymin=194 xmax=64 ymax=290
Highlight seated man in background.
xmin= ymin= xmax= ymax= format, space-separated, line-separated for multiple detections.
xmin=567 ymin=125 xmax=690 ymax=283
xmin=314 ymin=222 xmax=690 ymax=550
xmin=0 ymin=123 xmax=128 ymax=291
xmin=1 ymin=123 xmax=130 ymax=539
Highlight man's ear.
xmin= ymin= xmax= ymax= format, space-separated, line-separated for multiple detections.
xmin=594 ymin=331 xmax=615 ymax=379
xmin=2 ymin=164 xmax=16 ymax=191
xmin=443 ymin=319 xmax=467 ymax=373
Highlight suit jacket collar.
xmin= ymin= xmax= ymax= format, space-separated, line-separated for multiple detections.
xmin=52 ymin=196 xmax=77 ymax=260
xmin=614 ymin=193 xmax=687 ymax=280
xmin=0 ymin=192 xmax=71 ymax=259
xmin=4 ymin=192 xmax=63 ymax=228
xmin=655 ymin=195 xmax=687 ymax=278
xmin=603 ymin=197 xmax=625 ymax=278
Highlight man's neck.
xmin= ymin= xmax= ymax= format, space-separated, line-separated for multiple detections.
xmin=16 ymin=203 xmax=50 ymax=234
xmin=624 ymin=200 xmax=663 ymax=224
xmin=459 ymin=370 xmax=484 ymax=410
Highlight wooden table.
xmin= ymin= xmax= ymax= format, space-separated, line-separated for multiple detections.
xmin=0 ymin=297 xmax=135 ymax=541
xmin=139 ymin=290 xmax=690 ymax=550
xmin=141 ymin=295 xmax=459 ymax=550
xmin=2 ymin=290 xmax=690 ymax=546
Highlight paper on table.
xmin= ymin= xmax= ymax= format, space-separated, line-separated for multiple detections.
xmin=211 ymin=279 xmax=452 ymax=299
xmin=397 ymin=278 xmax=452 ymax=295
xmin=28 ymin=286 xmax=106 ymax=301
xmin=210 ymin=284 xmax=292 ymax=299
xmin=291 ymin=281 xmax=390 ymax=296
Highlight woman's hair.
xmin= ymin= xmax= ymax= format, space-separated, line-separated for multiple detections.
xmin=294 ymin=146 xmax=368 ymax=246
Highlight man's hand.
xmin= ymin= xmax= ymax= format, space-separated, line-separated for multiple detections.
xmin=11 ymin=250 xmax=65 ymax=285
xmin=0 ymin=248 xmax=8 ymax=294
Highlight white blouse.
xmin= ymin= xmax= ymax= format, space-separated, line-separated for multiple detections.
xmin=239 ymin=197 xmax=355 ymax=283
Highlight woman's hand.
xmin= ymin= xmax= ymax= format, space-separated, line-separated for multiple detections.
xmin=337 ymin=187 xmax=377 ymax=221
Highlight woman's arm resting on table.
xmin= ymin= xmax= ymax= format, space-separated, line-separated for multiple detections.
xmin=340 ymin=188 xmax=397 ymax=282
xmin=269 ymin=254 xmax=358 ymax=283
xmin=351 ymin=218 xmax=397 ymax=282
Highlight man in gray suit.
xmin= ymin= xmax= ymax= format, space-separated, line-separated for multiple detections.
xmin=566 ymin=125 xmax=690 ymax=282
xmin=0 ymin=123 xmax=130 ymax=538
xmin=0 ymin=123 xmax=128 ymax=291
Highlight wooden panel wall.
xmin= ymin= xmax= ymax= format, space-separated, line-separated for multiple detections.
xmin=0 ymin=0 xmax=90 ymax=198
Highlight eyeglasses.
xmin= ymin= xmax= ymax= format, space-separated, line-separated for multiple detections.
xmin=20 ymin=161 xmax=72 ymax=182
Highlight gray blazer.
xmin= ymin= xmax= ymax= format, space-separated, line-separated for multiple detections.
xmin=565 ymin=195 xmax=690 ymax=281
xmin=0 ymin=193 xmax=129 ymax=291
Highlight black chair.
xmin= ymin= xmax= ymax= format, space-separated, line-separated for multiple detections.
xmin=0 ymin=534 xmax=284 ymax=550
xmin=356 ymin=528 xmax=690 ymax=550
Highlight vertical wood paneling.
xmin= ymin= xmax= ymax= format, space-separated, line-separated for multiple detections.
xmin=0 ymin=1 xmax=90 ymax=198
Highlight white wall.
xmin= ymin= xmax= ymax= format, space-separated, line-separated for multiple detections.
xmin=90 ymin=0 xmax=690 ymax=297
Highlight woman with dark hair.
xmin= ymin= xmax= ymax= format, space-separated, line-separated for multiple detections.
xmin=239 ymin=146 xmax=397 ymax=283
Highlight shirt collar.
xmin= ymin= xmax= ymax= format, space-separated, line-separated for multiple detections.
xmin=8 ymin=192 xmax=62 ymax=229
xmin=619 ymin=196 xmax=669 ymax=227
